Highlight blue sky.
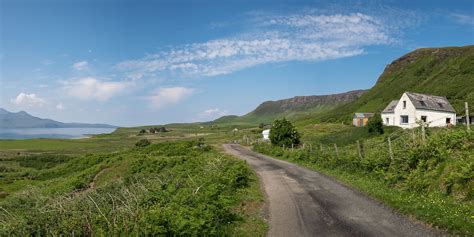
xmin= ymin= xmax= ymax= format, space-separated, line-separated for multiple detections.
xmin=1 ymin=0 xmax=473 ymax=126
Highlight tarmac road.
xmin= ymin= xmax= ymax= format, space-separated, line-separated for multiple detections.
xmin=223 ymin=144 xmax=443 ymax=237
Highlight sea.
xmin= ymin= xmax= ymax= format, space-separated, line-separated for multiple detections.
xmin=0 ymin=127 xmax=117 ymax=139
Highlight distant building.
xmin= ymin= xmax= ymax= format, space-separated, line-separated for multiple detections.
xmin=353 ymin=113 xmax=374 ymax=127
xmin=456 ymin=115 xmax=474 ymax=125
xmin=381 ymin=92 xmax=456 ymax=128
xmin=262 ymin=129 xmax=270 ymax=141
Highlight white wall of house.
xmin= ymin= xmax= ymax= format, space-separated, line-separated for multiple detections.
xmin=381 ymin=93 xmax=456 ymax=128
xmin=262 ymin=129 xmax=270 ymax=141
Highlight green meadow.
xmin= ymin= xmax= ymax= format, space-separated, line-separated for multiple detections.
xmin=0 ymin=125 xmax=266 ymax=236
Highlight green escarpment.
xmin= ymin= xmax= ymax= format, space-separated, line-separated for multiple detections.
xmin=311 ymin=45 xmax=474 ymax=123
xmin=214 ymin=90 xmax=367 ymax=124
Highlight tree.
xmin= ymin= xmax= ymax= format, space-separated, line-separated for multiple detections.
xmin=367 ymin=114 xmax=384 ymax=134
xmin=139 ymin=129 xmax=146 ymax=135
xmin=269 ymin=118 xmax=300 ymax=147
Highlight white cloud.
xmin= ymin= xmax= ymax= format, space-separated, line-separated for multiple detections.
xmin=116 ymin=12 xmax=402 ymax=78
xmin=72 ymin=61 xmax=89 ymax=71
xmin=11 ymin=93 xmax=46 ymax=107
xmin=148 ymin=87 xmax=194 ymax=109
xmin=63 ymin=77 xmax=128 ymax=101
xmin=449 ymin=13 xmax=474 ymax=26
xmin=41 ymin=59 xmax=55 ymax=65
xmin=197 ymin=108 xmax=228 ymax=121
xmin=56 ymin=102 xmax=65 ymax=110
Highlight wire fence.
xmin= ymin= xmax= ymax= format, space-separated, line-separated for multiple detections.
xmin=244 ymin=125 xmax=467 ymax=172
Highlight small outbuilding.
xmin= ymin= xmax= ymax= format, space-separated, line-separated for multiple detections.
xmin=262 ymin=129 xmax=270 ymax=141
xmin=353 ymin=113 xmax=374 ymax=127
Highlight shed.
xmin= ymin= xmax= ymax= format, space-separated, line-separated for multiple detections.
xmin=353 ymin=113 xmax=374 ymax=127
xmin=262 ymin=129 xmax=270 ymax=141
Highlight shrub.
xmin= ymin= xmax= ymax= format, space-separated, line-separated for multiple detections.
xmin=269 ymin=118 xmax=300 ymax=147
xmin=135 ymin=138 xmax=151 ymax=147
xmin=367 ymin=114 xmax=384 ymax=134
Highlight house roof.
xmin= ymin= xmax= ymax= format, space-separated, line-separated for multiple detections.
xmin=353 ymin=113 xmax=374 ymax=118
xmin=405 ymin=92 xmax=456 ymax=113
xmin=382 ymin=100 xmax=399 ymax=113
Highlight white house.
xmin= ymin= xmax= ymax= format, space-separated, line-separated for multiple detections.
xmin=381 ymin=92 xmax=456 ymax=129
xmin=262 ymin=129 xmax=270 ymax=141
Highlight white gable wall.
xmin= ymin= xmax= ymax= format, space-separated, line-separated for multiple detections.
xmin=381 ymin=93 xmax=456 ymax=128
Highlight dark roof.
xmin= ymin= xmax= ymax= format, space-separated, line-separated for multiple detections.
xmin=353 ymin=113 xmax=374 ymax=118
xmin=405 ymin=92 xmax=456 ymax=113
xmin=382 ymin=100 xmax=399 ymax=113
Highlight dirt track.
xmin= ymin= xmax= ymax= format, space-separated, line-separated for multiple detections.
xmin=223 ymin=144 xmax=443 ymax=237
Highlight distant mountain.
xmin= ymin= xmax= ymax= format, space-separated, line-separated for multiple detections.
xmin=0 ymin=108 xmax=116 ymax=128
xmin=310 ymin=45 xmax=474 ymax=123
xmin=213 ymin=90 xmax=367 ymax=124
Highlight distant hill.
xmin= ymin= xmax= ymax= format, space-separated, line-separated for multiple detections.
xmin=213 ymin=90 xmax=367 ymax=124
xmin=305 ymin=45 xmax=474 ymax=123
xmin=0 ymin=108 xmax=116 ymax=128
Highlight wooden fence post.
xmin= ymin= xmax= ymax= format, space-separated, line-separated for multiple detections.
xmin=388 ymin=137 xmax=394 ymax=161
xmin=333 ymin=143 xmax=339 ymax=159
xmin=320 ymin=144 xmax=323 ymax=153
xmin=357 ymin=140 xmax=363 ymax=159
xmin=291 ymin=143 xmax=294 ymax=151
xmin=466 ymin=102 xmax=470 ymax=132
xmin=421 ymin=121 xmax=426 ymax=143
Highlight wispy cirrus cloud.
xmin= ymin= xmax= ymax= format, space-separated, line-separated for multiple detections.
xmin=11 ymin=93 xmax=46 ymax=107
xmin=196 ymin=107 xmax=228 ymax=121
xmin=449 ymin=13 xmax=474 ymax=27
xmin=72 ymin=60 xmax=89 ymax=71
xmin=148 ymin=87 xmax=194 ymax=109
xmin=63 ymin=77 xmax=129 ymax=101
xmin=116 ymin=12 xmax=407 ymax=78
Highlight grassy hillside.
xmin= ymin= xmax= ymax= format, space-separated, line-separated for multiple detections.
xmin=309 ymin=45 xmax=474 ymax=123
xmin=0 ymin=127 xmax=266 ymax=235
xmin=214 ymin=90 xmax=367 ymax=124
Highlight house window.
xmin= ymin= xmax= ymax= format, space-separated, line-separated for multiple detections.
xmin=400 ymin=115 xmax=409 ymax=124
xmin=419 ymin=100 xmax=426 ymax=106
xmin=403 ymin=101 xmax=406 ymax=109
xmin=446 ymin=118 xmax=451 ymax=124
xmin=386 ymin=118 xmax=389 ymax=124
xmin=438 ymin=103 xmax=444 ymax=108
xmin=421 ymin=116 xmax=427 ymax=122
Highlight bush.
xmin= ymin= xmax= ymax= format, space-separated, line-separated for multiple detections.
xmin=269 ymin=118 xmax=300 ymax=147
xmin=367 ymin=114 xmax=384 ymax=134
xmin=135 ymin=138 xmax=151 ymax=147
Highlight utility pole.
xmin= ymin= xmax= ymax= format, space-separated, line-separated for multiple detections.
xmin=466 ymin=102 xmax=470 ymax=132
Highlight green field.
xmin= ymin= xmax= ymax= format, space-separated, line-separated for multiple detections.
xmin=0 ymin=126 xmax=267 ymax=235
